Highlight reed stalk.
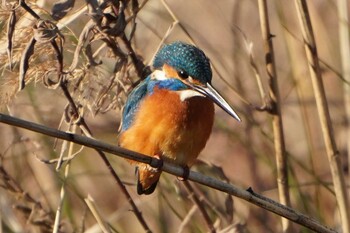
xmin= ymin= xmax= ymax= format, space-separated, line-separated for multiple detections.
xmin=294 ymin=1 xmax=350 ymax=232
xmin=257 ymin=0 xmax=291 ymax=231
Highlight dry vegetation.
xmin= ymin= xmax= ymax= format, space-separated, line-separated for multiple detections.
xmin=0 ymin=0 xmax=348 ymax=232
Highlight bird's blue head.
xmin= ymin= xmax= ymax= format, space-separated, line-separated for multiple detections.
xmin=153 ymin=41 xmax=212 ymax=84
xmin=151 ymin=41 xmax=241 ymax=122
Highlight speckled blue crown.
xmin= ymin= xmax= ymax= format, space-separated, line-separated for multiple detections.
xmin=153 ymin=42 xmax=212 ymax=84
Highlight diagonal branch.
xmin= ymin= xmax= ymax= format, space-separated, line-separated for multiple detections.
xmin=0 ymin=113 xmax=337 ymax=233
xmin=183 ymin=180 xmax=216 ymax=233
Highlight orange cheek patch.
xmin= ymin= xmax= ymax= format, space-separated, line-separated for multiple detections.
xmin=163 ymin=64 xmax=179 ymax=78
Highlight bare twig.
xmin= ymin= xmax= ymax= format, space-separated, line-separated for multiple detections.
xmin=294 ymin=1 xmax=350 ymax=232
xmin=0 ymin=113 xmax=337 ymax=233
xmin=52 ymin=124 xmax=76 ymax=233
xmin=120 ymin=33 xmax=150 ymax=79
xmin=95 ymin=149 xmax=153 ymax=233
xmin=183 ymin=181 xmax=216 ymax=233
xmin=69 ymin=20 xmax=95 ymax=72
xmin=85 ymin=195 xmax=111 ymax=233
xmin=19 ymin=0 xmax=40 ymax=19
xmin=7 ymin=6 xmax=16 ymax=70
xmin=177 ymin=205 xmax=197 ymax=233
xmin=257 ymin=1 xmax=291 ymax=232
xmin=0 ymin=160 xmax=54 ymax=232
xmin=19 ymin=37 xmax=36 ymax=90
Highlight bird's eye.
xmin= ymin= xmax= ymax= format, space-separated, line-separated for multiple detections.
xmin=177 ymin=70 xmax=189 ymax=79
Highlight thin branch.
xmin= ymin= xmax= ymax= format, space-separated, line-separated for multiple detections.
xmin=0 ymin=160 xmax=54 ymax=231
xmin=0 ymin=113 xmax=337 ymax=233
xmin=294 ymin=1 xmax=350 ymax=233
xmin=7 ymin=6 xmax=16 ymax=71
xmin=257 ymin=1 xmax=291 ymax=232
xmin=53 ymin=124 xmax=76 ymax=233
xmin=19 ymin=0 xmax=40 ymax=19
xmin=120 ymin=33 xmax=150 ymax=79
xmin=95 ymin=149 xmax=153 ymax=233
xmin=183 ymin=180 xmax=216 ymax=233
xmin=85 ymin=195 xmax=111 ymax=233
xmin=177 ymin=205 xmax=197 ymax=233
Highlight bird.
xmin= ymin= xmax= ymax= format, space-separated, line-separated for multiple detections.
xmin=118 ymin=41 xmax=241 ymax=195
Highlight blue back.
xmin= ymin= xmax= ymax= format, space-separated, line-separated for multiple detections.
xmin=121 ymin=77 xmax=150 ymax=131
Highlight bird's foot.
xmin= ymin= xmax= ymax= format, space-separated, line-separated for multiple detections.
xmin=148 ymin=154 xmax=163 ymax=172
xmin=135 ymin=154 xmax=163 ymax=176
xmin=177 ymin=165 xmax=190 ymax=181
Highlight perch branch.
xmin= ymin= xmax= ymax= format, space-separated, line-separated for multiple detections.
xmin=0 ymin=113 xmax=336 ymax=233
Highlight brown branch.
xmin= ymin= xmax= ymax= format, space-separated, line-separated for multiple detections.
xmin=120 ymin=33 xmax=150 ymax=79
xmin=19 ymin=0 xmax=40 ymax=19
xmin=0 ymin=162 xmax=55 ymax=232
xmin=183 ymin=180 xmax=216 ymax=233
xmin=7 ymin=7 xmax=16 ymax=71
xmin=337 ymin=0 xmax=350 ymax=222
xmin=0 ymin=113 xmax=337 ymax=233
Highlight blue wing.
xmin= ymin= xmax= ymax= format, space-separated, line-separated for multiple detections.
xmin=120 ymin=74 xmax=188 ymax=131
xmin=121 ymin=76 xmax=151 ymax=131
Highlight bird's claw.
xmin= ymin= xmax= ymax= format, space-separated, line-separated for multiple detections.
xmin=149 ymin=154 xmax=163 ymax=172
xmin=177 ymin=166 xmax=190 ymax=181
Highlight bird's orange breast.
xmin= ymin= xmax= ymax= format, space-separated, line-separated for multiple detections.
xmin=119 ymin=88 xmax=215 ymax=166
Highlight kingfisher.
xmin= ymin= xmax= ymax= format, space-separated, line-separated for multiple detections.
xmin=119 ymin=41 xmax=241 ymax=195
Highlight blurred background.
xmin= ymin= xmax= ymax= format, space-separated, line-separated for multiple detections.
xmin=0 ymin=0 xmax=348 ymax=232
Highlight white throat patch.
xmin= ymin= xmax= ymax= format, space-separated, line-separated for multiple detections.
xmin=151 ymin=70 xmax=167 ymax=80
xmin=178 ymin=89 xmax=205 ymax=101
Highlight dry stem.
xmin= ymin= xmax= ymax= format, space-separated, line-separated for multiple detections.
xmin=257 ymin=1 xmax=291 ymax=231
xmin=337 ymin=0 xmax=350 ymax=203
xmin=294 ymin=1 xmax=350 ymax=232
xmin=183 ymin=180 xmax=216 ymax=233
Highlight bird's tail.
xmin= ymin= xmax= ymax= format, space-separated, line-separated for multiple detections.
xmin=136 ymin=165 xmax=161 ymax=195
